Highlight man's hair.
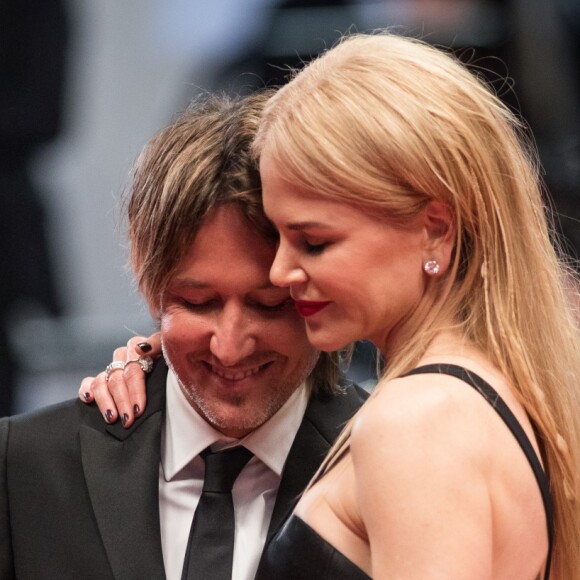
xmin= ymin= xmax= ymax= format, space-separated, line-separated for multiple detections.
xmin=254 ymin=33 xmax=580 ymax=575
xmin=126 ymin=91 xmax=342 ymax=395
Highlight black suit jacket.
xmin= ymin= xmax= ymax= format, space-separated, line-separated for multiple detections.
xmin=0 ymin=360 xmax=367 ymax=579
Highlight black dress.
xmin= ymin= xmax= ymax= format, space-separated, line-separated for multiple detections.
xmin=255 ymin=364 xmax=553 ymax=580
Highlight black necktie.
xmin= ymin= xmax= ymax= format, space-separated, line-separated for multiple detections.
xmin=181 ymin=446 xmax=254 ymax=580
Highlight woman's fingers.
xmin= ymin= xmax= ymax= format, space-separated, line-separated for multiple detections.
xmin=136 ymin=331 xmax=162 ymax=356
xmin=77 ymin=345 xmax=136 ymax=426
xmin=78 ymin=333 xmax=162 ymax=428
xmin=122 ymin=335 xmax=158 ymax=423
xmin=92 ymin=369 xmax=121 ymax=424
xmin=90 ymin=345 xmax=132 ymax=423
xmin=79 ymin=375 xmax=96 ymax=403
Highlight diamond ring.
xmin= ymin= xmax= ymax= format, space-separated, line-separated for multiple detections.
xmin=125 ymin=355 xmax=154 ymax=374
xmin=105 ymin=360 xmax=126 ymax=381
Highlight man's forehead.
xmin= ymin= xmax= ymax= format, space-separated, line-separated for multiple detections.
xmin=189 ymin=206 xmax=275 ymax=251
xmin=165 ymin=204 xmax=282 ymax=294
xmin=170 ymin=277 xmax=282 ymax=293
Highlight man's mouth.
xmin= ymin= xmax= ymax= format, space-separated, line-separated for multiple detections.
xmin=208 ymin=362 xmax=271 ymax=381
xmin=295 ymin=300 xmax=331 ymax=317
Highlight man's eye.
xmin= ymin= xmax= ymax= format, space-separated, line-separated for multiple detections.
xmin=255 ymin=299 xmax=294 ymax=312
xmin=181 ymin=299 xmax=216 ymax=311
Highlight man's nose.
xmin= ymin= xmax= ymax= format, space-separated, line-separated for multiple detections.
xmin=209 ymin=304 xmax=257 ymax=366
xmin=269 ymin=239 xmax=307 ymax=288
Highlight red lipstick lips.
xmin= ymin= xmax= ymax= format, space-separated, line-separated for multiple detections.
xmin=295 ymin=301 xmax=331 ymax=317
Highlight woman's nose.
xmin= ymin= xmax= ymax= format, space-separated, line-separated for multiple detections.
xmin=269 ymin=240 xmax=307 ymax=288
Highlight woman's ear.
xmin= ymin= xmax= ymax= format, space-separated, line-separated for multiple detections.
xmin=422 ymin=201 xmax=455 ymax=274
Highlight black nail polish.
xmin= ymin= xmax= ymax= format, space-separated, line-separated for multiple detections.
xmin=83 ymin=392 xmax=91 ymax=402
xmin=133 ymin=404 xmax=140 ymax=416
xmin=137 ymin=342 xmax=152 ymax=353
xmin=121 ymin=413 xmax=129 ymax=426
xmin=105 ymin=409 xmax=114 ymax=423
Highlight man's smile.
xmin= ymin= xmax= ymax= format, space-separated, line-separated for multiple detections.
xmin=208 ymin=362 xmax=271 ymax=381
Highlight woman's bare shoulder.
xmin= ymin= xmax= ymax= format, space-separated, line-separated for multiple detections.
xmin=348 ymin=372 xmax=496 ymax=576
xmin=348 ymin=359 xmax=548 ymax=577
xmin=351 ymin=370 xmax=493 ymax=471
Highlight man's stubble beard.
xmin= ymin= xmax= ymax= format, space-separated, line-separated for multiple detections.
xmin=163 ymin=343 xmax=320 ymax=434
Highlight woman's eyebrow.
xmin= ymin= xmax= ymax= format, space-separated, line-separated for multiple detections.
xmin=286 ymin=221 xmax=331 ymax=231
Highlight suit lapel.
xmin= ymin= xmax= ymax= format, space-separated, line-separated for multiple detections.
xmin=266 ymin=385 xmax=368 ymax=540
xmin=266 ymin=413 xmax=329 ymax=539
xmin=80 ymin=361 xmax=168 ymax=579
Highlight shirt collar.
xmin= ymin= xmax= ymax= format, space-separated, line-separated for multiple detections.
xmin=161 ymin=369 xmax=309 ymax=481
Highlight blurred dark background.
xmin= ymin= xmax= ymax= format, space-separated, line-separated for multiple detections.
xmin=2 ymin=0 xmax=578 ymax=414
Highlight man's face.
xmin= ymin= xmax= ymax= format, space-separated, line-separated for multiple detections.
xmin=159 ymin=204 xmax=319 ymax=438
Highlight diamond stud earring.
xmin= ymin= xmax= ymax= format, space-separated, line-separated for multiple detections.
xmin=423 ymin=260 xmax=441 ymax=276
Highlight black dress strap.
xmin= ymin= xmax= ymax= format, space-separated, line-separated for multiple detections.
xmin=402 ymin=363 xmax=553 ymax=580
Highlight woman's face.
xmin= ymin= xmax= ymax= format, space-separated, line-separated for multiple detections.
xmin=260 ymin=152 xmax=433 ymax=354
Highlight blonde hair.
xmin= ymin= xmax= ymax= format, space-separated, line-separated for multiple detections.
xmin=126 ymin=91 xmax=342 ymax=395
xmin=253 ymin=33 xmax=580 ymax=577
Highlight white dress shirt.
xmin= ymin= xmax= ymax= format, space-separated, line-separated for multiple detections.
xmin=159 ymin=370 xmax=309 ymax=580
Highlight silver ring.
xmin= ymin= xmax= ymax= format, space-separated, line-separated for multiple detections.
xmin=125 ymin=355 xmax=154 ymax=374
xmin=105 ymin=360 xmax=126 ymax=381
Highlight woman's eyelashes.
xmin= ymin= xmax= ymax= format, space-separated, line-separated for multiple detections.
xmin=304 ymin=241 xmax=328 ymax=255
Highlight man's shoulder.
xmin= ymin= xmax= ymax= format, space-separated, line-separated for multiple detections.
xmin=307 ymin=381 xmax=369 ymax=415
xmin=304 ymin=382 xmax=369 ymax=444
xmin=1 ymin=398 xmax=91 ymax=446
xmin=2 ymin=360 xmax=169 ymax=444
xmin=0 ymin=399 xmax=92 ymax=469
xmin=3 ymin=397 xmax=81 ymax=428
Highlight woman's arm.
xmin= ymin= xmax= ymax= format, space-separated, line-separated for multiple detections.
xmin=350 ymin=376 xmax=493 ymax=579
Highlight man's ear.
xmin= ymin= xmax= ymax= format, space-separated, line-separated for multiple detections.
xmin=422 ymin=201 xmax=455 ymax=274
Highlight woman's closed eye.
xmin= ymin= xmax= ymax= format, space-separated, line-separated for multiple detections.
xmin=304 ymin=241 xmax=328 ymax=255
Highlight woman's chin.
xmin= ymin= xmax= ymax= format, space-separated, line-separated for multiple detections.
xmin=305 ymin=326 xmax=354 ymax=352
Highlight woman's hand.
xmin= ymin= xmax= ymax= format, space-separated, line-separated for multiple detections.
xmin=78 ymin=332 xmax=162 ymax=428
